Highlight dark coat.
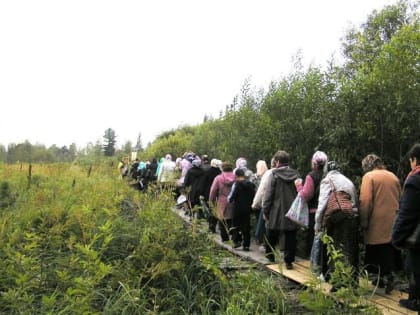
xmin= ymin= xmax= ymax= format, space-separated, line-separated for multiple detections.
xmin=392 ymin=173 xmax=420 ymax=272
xmin=229 ymin=180 xmax=255 ymax=219
xmin=262 ymin=166 xmax=300 ymax=231
xmin=201 ymin=166 xmax=221 ymax=201
xmin=184 ymin=166 xmax=205 ymax=207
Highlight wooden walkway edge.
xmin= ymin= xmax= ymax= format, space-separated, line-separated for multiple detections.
xmin=174 ymin=209 xmax=416 ymax=315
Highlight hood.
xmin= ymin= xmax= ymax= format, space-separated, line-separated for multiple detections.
xmin=221 ymin=171 xmax=235 ymax=183
xmin=272 ymin=167 xmax=299 ymax=183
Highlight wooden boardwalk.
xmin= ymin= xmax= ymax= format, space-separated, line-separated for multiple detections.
xmin=267 ymin=260 xmax=416 ymax=315
xmin=175 ymin=209 xmax=417 ymax=315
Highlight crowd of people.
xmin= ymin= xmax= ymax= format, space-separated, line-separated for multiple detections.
xmin=118 ymin=144 xmax=420 ymax=312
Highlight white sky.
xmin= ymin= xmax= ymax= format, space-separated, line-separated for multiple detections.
xmin=0 ymin=0 xmax=393 ymax=149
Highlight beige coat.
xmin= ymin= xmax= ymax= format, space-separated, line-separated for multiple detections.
xmin=359 ymin=169 xmax=401 ymax=244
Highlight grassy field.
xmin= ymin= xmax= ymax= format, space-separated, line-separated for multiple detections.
xmin=0 ymin=161 xmax=294 ymax=314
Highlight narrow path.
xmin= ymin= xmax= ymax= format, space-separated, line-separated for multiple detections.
xmin=174 ymin=208 xmax=417 ymax=315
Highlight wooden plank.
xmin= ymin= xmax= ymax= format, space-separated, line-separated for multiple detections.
xmin=174 ymin=208 xmax=417 ymax=315
xmin=266 ymin=262 xmax=416 ymax=315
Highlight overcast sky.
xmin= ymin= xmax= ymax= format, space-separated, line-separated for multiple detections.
xmin=0 ymin=0 xmax=394 ymax=149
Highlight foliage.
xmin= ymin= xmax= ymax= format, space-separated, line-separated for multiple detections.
xmin=139 ymin=129 xmax=194 ymax=161
xmin=140 ymin=1 xmax=419 ymax=183
xmin=299 ymin=234 xmax=380 ymax=315
xmin=4 ymin=141 xmax=77 ymax=164
xmin=0 ymin=162 xmax=292 ymax=314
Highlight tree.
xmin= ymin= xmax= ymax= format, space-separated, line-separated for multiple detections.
xmin=103 ymin=128 xmax=117 ymax=157
xmin=0 ymin=144 xmax=6 ymax=162
xmin=69 ymin=143 xmax=77 ymax=161
xmin=135 ymin=132 xmax=144 ymax=152
xmin=122 ymin=141 xmax=133 ymax=155
xmin=341 ymin=0 xmax=414 ymax=78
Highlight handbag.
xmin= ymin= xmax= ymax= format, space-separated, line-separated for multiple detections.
xmin=285 ymin=194 xmax=309 ymax=227
xmin=325 ymin=178 xmax=353 ymax=216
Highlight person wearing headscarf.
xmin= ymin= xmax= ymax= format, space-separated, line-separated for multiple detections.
xmin=157 ymin=154 xmax=176 ymax=186
xmin=201 ymin=154 xmax=211 ymax=172
xmin=392 ymin=143 xmax=420 ymax=312
xmin=234 ymin=157 xmax=253 ymax=180
xmin=209 ymin=161 xmax=235 ymax=242
xmin=201 ymin=158 xmax=222 ymax=232
xmin=177 ymin=152 xmax=194 ymax=187
xmin=184 ymin=156 xmax=205 ymax=218
xmin=359 ymin=154 xmax=401 ymax=293
xmin=145 ymin=158 xmax=158 ymax=183
xmin=249 ymin=160 xmax=269 ymax=245
xmin=228 ymin=168 xmax=255 ymax=251
xmin=295 ymin=151 xmax=328 ymax=257
xmin=315 ymin=161 xmax=359 ymax=290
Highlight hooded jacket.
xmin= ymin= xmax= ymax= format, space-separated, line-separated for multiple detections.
xmin=209 ymin=171 xmax=235 ymax=219
xmin=262 ymin=166 xmax=300 ymax=231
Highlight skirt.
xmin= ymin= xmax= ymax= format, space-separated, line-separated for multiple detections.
xmin=364 ymin=243 xmax=398 ymax=276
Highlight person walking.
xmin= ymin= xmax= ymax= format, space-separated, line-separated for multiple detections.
xmin=157 ymin=154 xmax=176 ymax=187
xmin=359 ymin=154 xmax=402 ymax=293
xmin=392 ymin=143 xmax=420 ymax=312
xmin=295 ymin=151 xmax=328 ymax=257
xmin=209 ymin=161 xmax=235 ymax=242
xmin=262 ymin=150 xmax=300 ymax=268
xmin=250 ymin=160 xmax=269 ymax=245
xmin=184 ymin=157 xmax=205 ymax=218
xmin=315 ymin=161 xmax=359 ymax=290
xmin=228 ymin=168 xmax=255 ymax=251
xmin=201 ymin=158 xmax=222 ymax=233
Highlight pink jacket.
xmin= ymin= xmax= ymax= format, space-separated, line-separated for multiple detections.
xmin=209 ymin=171 xmax=235 ymax=219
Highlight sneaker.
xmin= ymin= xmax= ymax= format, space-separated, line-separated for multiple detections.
xmin=285 ymin=262 xmax=293 ymax=270
xmin=399 ymin=299 xmax=420 ymax=311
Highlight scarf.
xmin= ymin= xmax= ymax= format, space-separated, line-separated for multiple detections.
xmin=404 ymin=165 xmax=420 ymax=187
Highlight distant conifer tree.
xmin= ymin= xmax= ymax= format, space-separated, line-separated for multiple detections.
xmin=103 ymin=128 xmax=117 ymax=156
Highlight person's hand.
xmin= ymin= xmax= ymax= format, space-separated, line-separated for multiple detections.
xmin=294 ymin=178 xmax=303 ymax=189
xmin=314 ymin=223 xmax=321 ymax=234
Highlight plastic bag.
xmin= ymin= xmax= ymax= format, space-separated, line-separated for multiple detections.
xmin=310 ymin=232 xmax=323 ymax=275
xmin=285 ymin=194 xmax=309 ymax=227
xmin=199 ymin=197 xmax=210 ymax=219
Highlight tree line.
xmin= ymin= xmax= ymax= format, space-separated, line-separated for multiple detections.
xmin=0 ymin=128 xmax=144 ymax=164
xmin=139 ymin=1 xmax=420 ymax=183
xmin=1 ymin=1 xmax=419 ymax=184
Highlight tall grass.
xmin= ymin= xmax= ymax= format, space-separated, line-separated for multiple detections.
xmin=0 ymin=162 xmax=289 ymax=314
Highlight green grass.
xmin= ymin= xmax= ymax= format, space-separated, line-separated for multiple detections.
xmin=0 ymin=162 xmax=290 ymax=314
